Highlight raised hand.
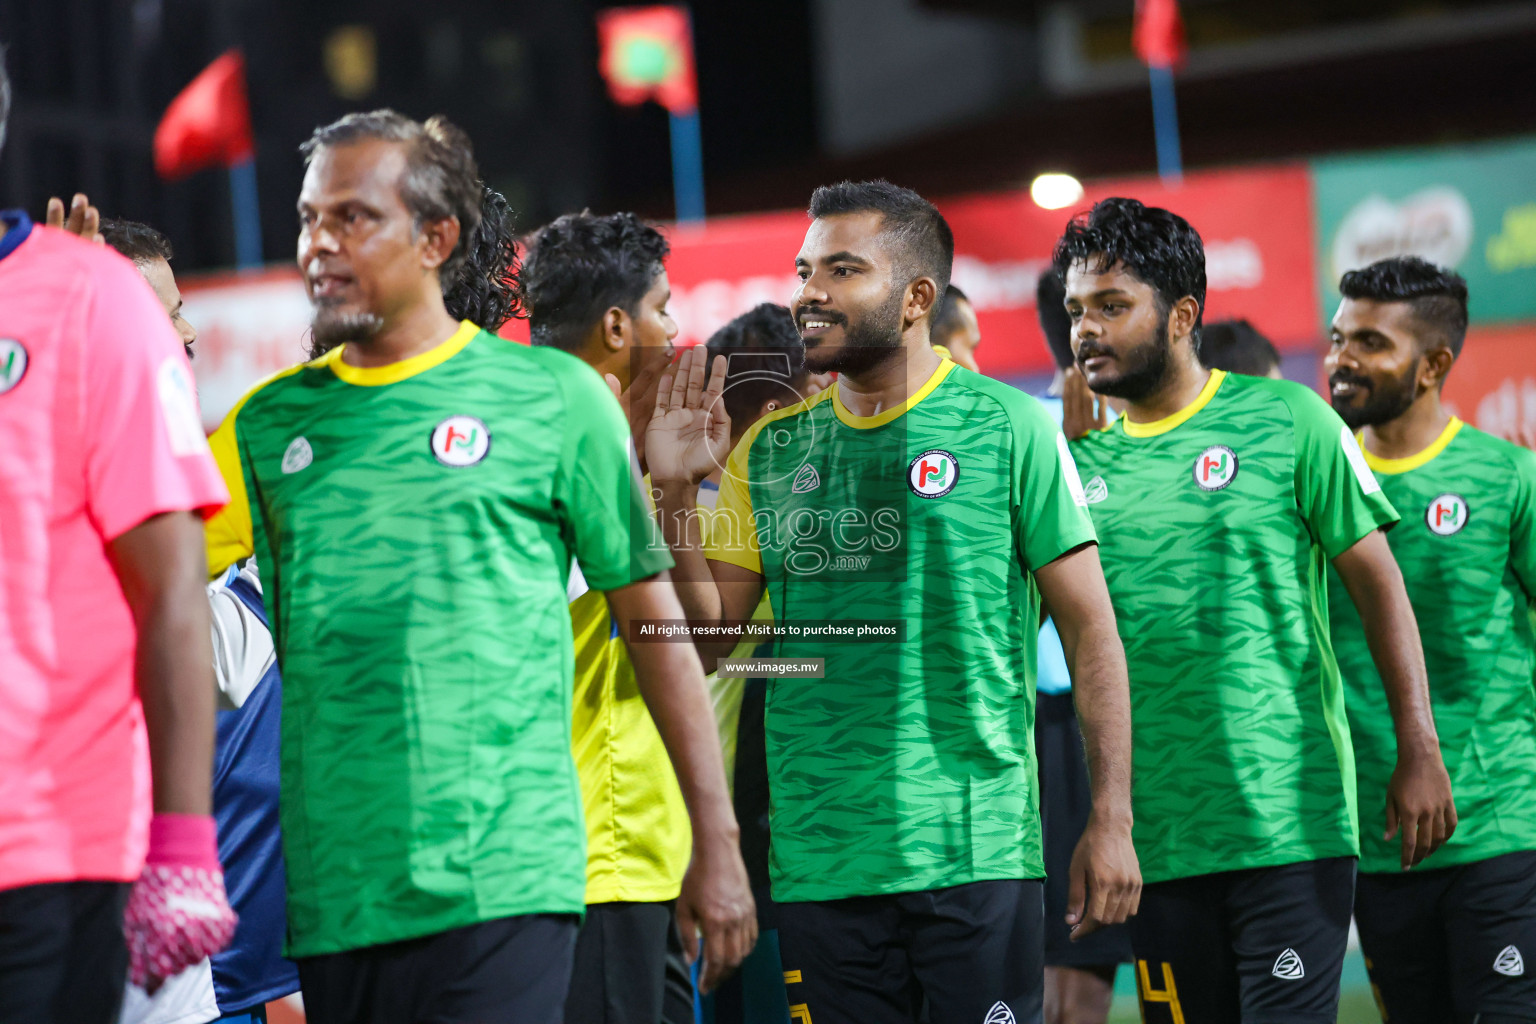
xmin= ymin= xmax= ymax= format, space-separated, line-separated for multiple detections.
xmin=46 ymin=193 xmax=104 ymax=244
xmin=646 ymin=346 xmax=732 ymax=487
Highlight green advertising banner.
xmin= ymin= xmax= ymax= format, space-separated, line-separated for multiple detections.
xmin=1312 ymin=136 xmax=1536 ymax=328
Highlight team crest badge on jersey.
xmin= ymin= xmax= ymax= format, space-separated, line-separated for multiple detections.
xmin=792 ymin=463 xmax=820 ymax=494
xmin=908 ymin=449 xmax=959 ymax=498
xmin=984 ymin=1001 xmax=1016 ymax=1024
xmin=431 ymin=415 xmax=491 ymax=467
xmin=281 ymin=436 xmax=313 ymax=475
xmin=1084 ymin=475 xmax=1109 ymax=504
xmin=1494 ymin=945 xmax=1525 ymax=977
xmin=1426 ymin=493 xmax=1468 ymax=536
xmin=0 ymin=339 xmax=28 ymax=395
xmin=1193 ymin=445 xmax=1238 ymax=491
xmin=1271 ymin=948 xmax=1305 ymax=980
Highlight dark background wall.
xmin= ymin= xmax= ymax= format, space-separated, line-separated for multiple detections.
xmin=2 ymin=0 xmax=1532 ymax=272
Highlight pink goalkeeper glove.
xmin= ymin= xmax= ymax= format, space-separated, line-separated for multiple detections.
xmin=124 ymin=814 xmax=238 ymax=987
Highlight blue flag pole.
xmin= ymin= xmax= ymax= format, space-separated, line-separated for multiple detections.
xmin=1148 ymin=64 xmax=1183 ymax=183
xmin=668 ymin=109 xmax=706 ymax=224
xmin=228 ymin=156 xmax=263 ymax=270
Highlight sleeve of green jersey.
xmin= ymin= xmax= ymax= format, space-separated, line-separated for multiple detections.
xmin=552 ymin=359 xmax=674 ymax=591
xmin=1286 ymin=384 xmax=1400 ymax=559
xmin=1507 ymin=442 xmax=1536 ymax=602
xmin=1011 ymin=395 xmax=1097 ymax=572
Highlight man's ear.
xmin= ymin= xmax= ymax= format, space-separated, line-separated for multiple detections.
xmin=418 ymin=216 xmax=461 ymax=272
xmin=1420 ymin=345 xmax=1456 ymax=392
xmin=907 ymin=276 xmax=939 ymax=327
xmin=1170 ymin=296 xmax=1201 ymax=345
xmin=603 ymin=307 xmax=630 ymax=353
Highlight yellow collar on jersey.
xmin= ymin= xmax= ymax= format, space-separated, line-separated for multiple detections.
xmin=1121 ymin=369 xmax=1226 ymax=438
xmin=325 ymin=320 xmax=479 ymax=386
xmin=832 ymin=357 xmax=957 ymax=430
xmin=1359 ymin=416 xmax=1463 ymax=475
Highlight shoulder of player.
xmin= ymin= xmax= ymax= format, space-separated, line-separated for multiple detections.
xmin=739 ymin=384 xmax=835 ymax=454
xmin=226 ymin=349 xmax=334 ymax=430
xmin=1455 ymin=421 xmax=1536 ymax=482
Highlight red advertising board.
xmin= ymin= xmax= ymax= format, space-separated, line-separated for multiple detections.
xmin=1442 ymin=323 xmax=1536 ymax=440
xmin=186 ymin=163 xmax=1322 ymax=424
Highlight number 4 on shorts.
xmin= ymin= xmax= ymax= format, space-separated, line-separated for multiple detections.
xmin=783 ymin=970 xmax=812 ymax=1023
xmin=1137 ymin=959 xmax=1187 ymax=1024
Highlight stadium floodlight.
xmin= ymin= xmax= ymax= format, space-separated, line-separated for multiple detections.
xmin=1030 ymin=173 xmax=1085 ymax=211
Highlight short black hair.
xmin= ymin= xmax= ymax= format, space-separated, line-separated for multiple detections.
xmin=302 ymin=110 xmax=483 ymax=286
xmin=100 ymin=218 xmax=174 ymax=266
xmin=1053 ymin=197 xmax=1207 ymax=331
xmin=1339 ymin=256 xmax=1469 ymax=358
xmin=1198 ymin=319 xmax=1281 ymax=377
xmin=522 ymin=212 xmax=669 ymax=352
xmin=705 ymin=303 xmax=807 ymax=425
xmin=808 ymin=180 xmax=954 ymax=307
xmin=930 ymin=284 xmax=971 ymax=347
xmin=1035 ymin=270 xmax=1074 ymax=371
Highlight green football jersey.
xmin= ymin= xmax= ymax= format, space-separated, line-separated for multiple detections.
xmin=1328 ymin=418 xmax=1536 ymax=874
xmin=1069 ymin=370 xmax=1399 ymax=884
xmin=707 ymin=358 xmax=1097 ymax=903
xmin=205 ymin=322 xmax=672 ymax=956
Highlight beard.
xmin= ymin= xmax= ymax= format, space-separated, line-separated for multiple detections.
xmin=1329 ymin=361 xmax=1419 ymax=430
xmin=307 ymin=300 xmax=384 ymax=360
xmin=1076 ymin=319 xmax=1172 ymax=401
xmin=802 ymin=287 xmax=905 ymax=376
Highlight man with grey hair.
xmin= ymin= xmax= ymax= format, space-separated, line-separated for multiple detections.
xmin=202 ymin=110 xmax=753 ymax=1023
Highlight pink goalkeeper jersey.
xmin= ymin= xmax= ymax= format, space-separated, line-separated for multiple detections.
xmin=0 ymin=214 xmax=228 ymax=891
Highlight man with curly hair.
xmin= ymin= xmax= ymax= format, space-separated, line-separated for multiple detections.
xmin=203 ymin=112 xmax=752 ymax=1023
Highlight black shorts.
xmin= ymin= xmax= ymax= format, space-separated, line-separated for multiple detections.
xmin=1035 ymin=691 xmax=1133 ymax=969
xmin=777 ymin=878 xmax=1044 ymax=1024
xmin=1129 ymin=857 xmax=1355 ymax=1024
xmin=1355 ymin=848 xmax=1536 ymax=1023
xmin=0 ymin=879 xmax=131 ymax=1024
xmin=296 ymin=913 xmax=578 ymax=1024
xmin=566 ymin=900 xmax=692 ymax=1024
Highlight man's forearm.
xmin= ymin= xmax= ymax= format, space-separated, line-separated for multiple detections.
xmin=137 ymin=583 xmax=217 ymax=816
xmin=1067 ymin=623 xmax=1135 ymax=824
xmin=654 ymin=480 xmax=723 ymax=627
xmin=628 ymin=630 xmax=741 ymax=847
xmin=1350 ymin=567 xmax=1439 ymax=752
xmin=1335 ymin=536 xmax=1440 ymax=753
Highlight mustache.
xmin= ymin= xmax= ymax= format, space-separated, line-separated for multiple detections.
xmin=1075 ymin=342 xmax=1114 ymax=363
xmin=797 ymin=307 xmax=846 ymax=327
xmin=1329 ymin=370 xmax=1373 ymax=391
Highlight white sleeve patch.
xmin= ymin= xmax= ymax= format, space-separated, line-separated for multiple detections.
xmin=1056 ymin=433 xmax=1089 ymax=507
xmin=1340 ymin=426 xmax=1383 ymax=495
xmin=157 ymin=357 xmax=211 ymax=457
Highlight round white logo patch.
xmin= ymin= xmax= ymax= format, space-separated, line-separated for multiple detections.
xmin=1193 ymin=445 xmax=1239 ymax=491
xmin=1426 ymin=493 xmax=1468 ymax=536
xmin=0 ymin=339 xmax=29 ymax=395
xmin=908 ymin=449 xmax=959 ymax=498
xmin=431 ymin=415 xmax=491 ymax=467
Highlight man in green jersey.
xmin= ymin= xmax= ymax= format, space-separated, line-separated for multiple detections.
xmin=1057 ymin=198 xmax=1457 ymax=1024
xmin=203 ymin=110 xmax=753 ymax=1023
xmin=646 ymin=180 xmax=1142 ymax=1024
xmin=1326 ymin=256 xmax=1536 ymax=1024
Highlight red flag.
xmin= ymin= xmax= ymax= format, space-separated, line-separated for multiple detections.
xmin=1133 ymin=0 xmax=1187 ymax=70
xmin=154 ymin=50 xmax=255 ymax=180
xmin=596 ymin=6 xmax=698 ymax=115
